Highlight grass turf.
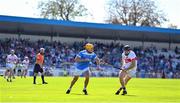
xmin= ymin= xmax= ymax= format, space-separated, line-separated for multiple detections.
xmin=0 ymin=77 xmax=180 ymax=103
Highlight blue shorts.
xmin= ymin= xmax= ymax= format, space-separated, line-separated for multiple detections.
xmin=74 ymin=67 xmax=90 ymax=76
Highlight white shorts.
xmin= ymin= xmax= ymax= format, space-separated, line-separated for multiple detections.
xmin=120 ymin=68 xmax=136 ymax=77
xmin=127 ymin=69 xmax=136 ymax=77
xmin=74 ymin=67 xmax=90 ymax=76
xmin=22 ymin=65 xmax=28 ymax=70
xmin=6 ymin=63 xmax=16 ymax=70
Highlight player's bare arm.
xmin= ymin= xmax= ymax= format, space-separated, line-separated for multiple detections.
xmin=95 ymin=57 xmax=100 ymax=65
xmin=95 ymin=57 xmax=100 ymax=69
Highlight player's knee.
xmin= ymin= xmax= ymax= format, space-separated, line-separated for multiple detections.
xmin=74 ymin=76 xmax=79 ymax=80
xmin=41 ymin=72 xmax=45 ymax=75
xmin=85 ymin=73 xmax=90 ymax=78
xmin=85 ymin=76 xmax=89 ymax=80
xmin=34 ymin=73 xmax=38 ymax=76
xmin=119 ymin=72 xmax=125 ymax=78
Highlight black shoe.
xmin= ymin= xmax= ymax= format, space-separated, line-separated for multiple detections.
xmin=7 ymin=79 xmax=9 ymax=82
xmin=122 ymin=90 xmax=127 ymax=95
xmin=115 ymin=88 xmax=122 ymax=95
xmin=42 ymin=82 xmax=48 ymax=84
xmin=66 ymin=89 xmax=71 ymax=94
xmin=10 ymin=79 xmax=12 ymax=82
xmin=33 ymin=82 xmax=36 ymax=84
xmin=115 ymin=90 xmax=120 ymax=95
xmin=83 ymin=89 xmax=88 ymax=95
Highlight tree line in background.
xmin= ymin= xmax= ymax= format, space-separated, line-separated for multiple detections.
xmin=38 ymin=0 xmax=87 ymax=20
xmin=38 ymin=0 xmax=169 ymax=27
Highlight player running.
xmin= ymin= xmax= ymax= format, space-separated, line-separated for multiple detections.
xmin=5 ymin=49 xmax=18 ymax=82
xmin=33 ymin=48 xmax=48 ymax=84
xmin=66 ymin=43 xmax=100 ymax=95
xmin=21 ymin=56 xmax=29 ymax=78
xmin=115 ymin=45 xmax=137 ymax=95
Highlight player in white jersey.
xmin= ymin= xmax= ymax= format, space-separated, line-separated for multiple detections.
xmin=66 ymin=43 xmax=100 ymax=95
xmin=21 ymin=56 xmax=29 ymax=78
xmin=16 ymin=58 xmax=23 ymax=76
xmin=5 ymin=50 xmax=18 ymax=82
xmin=115 ymin=45 xmax=137 ymax=95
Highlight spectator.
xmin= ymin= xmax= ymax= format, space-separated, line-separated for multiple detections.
xmin=0 ymin=38 xmax=179 ymax=78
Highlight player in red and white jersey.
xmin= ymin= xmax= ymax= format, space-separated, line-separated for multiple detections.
xmin=5 ymin=49 xmax=18 ymax=82
xmin=115 ymin=45 xmax=137 ymax=95
xmin=21 ymin=56 xmax=29 ymax=78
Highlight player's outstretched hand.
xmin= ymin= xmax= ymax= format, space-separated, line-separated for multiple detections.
xmin=121 ymin=68 xmax=127 ymax=72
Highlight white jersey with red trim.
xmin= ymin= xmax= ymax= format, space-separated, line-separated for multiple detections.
xmin=22 ymin=59 xmax=29 ymax=69
xmin=122 ymin=50 xmax=137 ymax=70
xmin=7 ymin=54 xmax=18 ymax=64
xmin=6 ymin=54 xmax=18 ymax=69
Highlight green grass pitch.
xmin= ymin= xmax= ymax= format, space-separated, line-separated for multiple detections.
xmin=1 ymin=77 xmax=180 ymax=103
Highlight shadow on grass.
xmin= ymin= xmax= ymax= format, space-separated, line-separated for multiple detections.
xmin=124 ymin=94 xmax=137 ymax=97
xmin=115 ymin=94 xmax=137 ymax=97
xmin=70 ymin=93 xmax=87 ymax=96
xmin=33 ymin=83 xmax=42 ymax=85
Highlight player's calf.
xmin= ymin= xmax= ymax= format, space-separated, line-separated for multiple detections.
xmin=121 ymin=87 xmax=127 ymax=95
xmin=115 ymin=87 xmax=123 ymax=95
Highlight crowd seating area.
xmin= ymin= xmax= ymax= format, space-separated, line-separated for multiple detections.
xmin=0 ymin=38 xmax=180 ymax=78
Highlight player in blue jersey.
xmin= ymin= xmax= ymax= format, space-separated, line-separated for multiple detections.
xmin=66 ymin=43 xmax=100 ymax=95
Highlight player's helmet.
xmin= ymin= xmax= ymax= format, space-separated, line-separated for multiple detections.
xmin=123 ymin=45 xmax=130 ymax=56
xmin=11 ymin=49 xmax=15 ymax=54
xmin=40 ymin=48 xmax=45 ymax=51
xmin=25 ymin=56 xmax=28 ymax=60
xmin=40 ymin=48 xmax=45 ymax=54
xmin=123 ymin=45 xmax=130 ymax=51
xmin=85 ymin=43 xmax=94 ymax=53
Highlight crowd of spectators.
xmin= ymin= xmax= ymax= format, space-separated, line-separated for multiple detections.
xmin=0 ymin=38 xmax=180 ymax=78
